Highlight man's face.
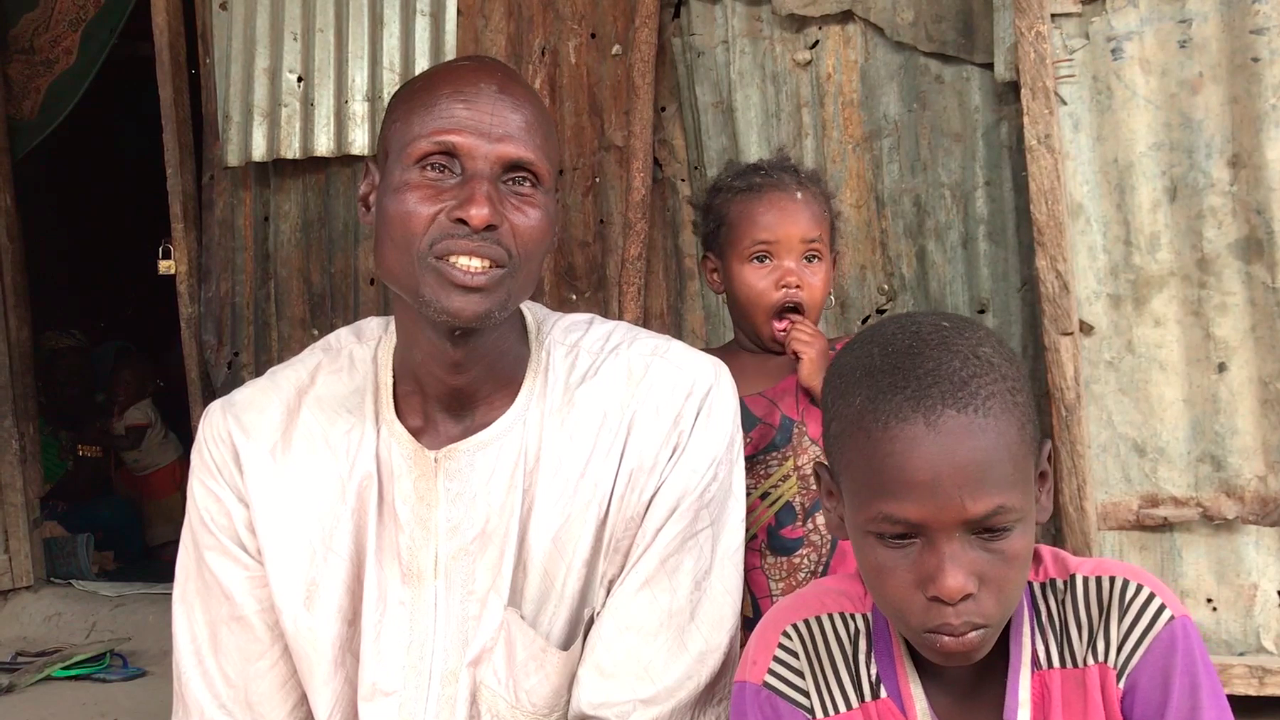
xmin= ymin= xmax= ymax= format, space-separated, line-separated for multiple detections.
xmin=362 ymin=83 xmax=558 ymax=329
xmin=818 ymin=414 xmax=1054 ymax=669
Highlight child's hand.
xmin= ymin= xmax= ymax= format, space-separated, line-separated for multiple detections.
xmin=783 ymin=315 xmax=830 ymax=401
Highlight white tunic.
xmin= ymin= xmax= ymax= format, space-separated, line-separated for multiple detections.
xmin=171 ymin=302 xmax=746 ymax=720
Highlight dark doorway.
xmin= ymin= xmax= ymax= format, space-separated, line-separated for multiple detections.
xmin=14 ymin=1 xmax=191 ymax=448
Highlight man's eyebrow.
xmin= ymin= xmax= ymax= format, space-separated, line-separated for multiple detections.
xmin=867 ymin=511 xmax=918 ymax=528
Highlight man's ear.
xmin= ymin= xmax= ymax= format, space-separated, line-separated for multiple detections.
xmin=701 ymin=252 xmax=726 ymax=298
xmin=1035 ymin=439 xmax=1055 ymax=526
xmin=816 ymin=461 xmax=850 ymax=541
xmin=358 ymin=158 xmax=380 ymax=225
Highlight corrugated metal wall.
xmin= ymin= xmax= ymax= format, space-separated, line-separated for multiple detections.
xmin=212 ymin=0 xmax=456 ymax=166
xmin=1055 ymin=0 xmax=1280 ymax=657
xmin=662 ymin=0 xmax=1039 ymax=363
xmin=456 ymin=0 xmax=652 ymax=323
xmin=201 ymin=157 xmax=390 ymax=395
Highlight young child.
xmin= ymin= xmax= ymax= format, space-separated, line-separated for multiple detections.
xmin=101 ymin=352 xmax=188 ymax=561
xmin=731 ymin=312 xmax=1233 ymax=719
xmin=697 ymin=154 xmax=856 ymax=644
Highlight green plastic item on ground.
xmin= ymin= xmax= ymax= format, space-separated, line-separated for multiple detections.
xmin=0 ymin=638 xmax=130 ymax=695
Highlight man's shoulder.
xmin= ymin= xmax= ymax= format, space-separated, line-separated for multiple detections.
xmin=530 ymin=302 xmax=731 ymax=395
xmin=202 ymin=317 xmax=390 ymax=432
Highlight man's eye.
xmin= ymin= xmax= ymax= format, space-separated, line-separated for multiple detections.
xmin=976 ymin=526 xmax=1014 ymax=542
xmin=425 ymin=161 xmax=451 ymax=175
xmin=506 ymin=176 xmax=535 ymax=188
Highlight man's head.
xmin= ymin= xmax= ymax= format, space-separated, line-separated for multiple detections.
xmin=815 ymin=312 xmax=1053 ymax=669
xmin=359 ymin=56 xmax=560 ymax=330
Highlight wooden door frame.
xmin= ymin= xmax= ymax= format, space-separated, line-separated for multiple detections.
xmin=0 ymin=69 xmax=44 ymax=591
xmin=150 ymin=0 xmax=207 ymax=434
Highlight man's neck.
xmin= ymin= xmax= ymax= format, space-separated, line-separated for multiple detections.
xmin=391 ymin=302 xmax=531 ymax=451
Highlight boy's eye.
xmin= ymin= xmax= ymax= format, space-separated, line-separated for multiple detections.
xmin=749 ymin=254 xmax=771 ymax=264
xmin=803 ymin=253 xmax=822 ymax=264
xmin=975 ymin=525 xmax=1014 ymax=541
xmin=875 ymin=533 xmax=917 ymax=548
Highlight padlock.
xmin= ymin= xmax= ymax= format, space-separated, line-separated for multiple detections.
xmin=157 ymin=243 xmax=177 ymax=275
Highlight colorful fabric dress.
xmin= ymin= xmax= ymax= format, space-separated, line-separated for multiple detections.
xmin=732 ymin=545 xmax=1233 ymax=720
xmin=741 ymin=340 xmax=856 ymax=645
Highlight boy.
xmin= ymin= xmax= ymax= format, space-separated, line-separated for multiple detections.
xmin=731 ymin=312 xmax=1233 ymax=719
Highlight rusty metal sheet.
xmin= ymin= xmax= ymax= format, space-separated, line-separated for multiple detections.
xmin=456 ymin=0 xmax=647 ymax=320
xmin=1055 ymin=0 xmax=1280 ymax=657
xmin=770 ymin=0 xmax=994 ymax=64
xmin=664 ymin=1 xmax=1039 ymax=367
xmin=211 ymin=0 xmax=457 ymax=167
xmin=200 ymin=157 xmax=390 ymax=395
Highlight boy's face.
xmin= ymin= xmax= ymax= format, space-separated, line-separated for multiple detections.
xmin=817 ymin=413 xmax=1053 ymax=669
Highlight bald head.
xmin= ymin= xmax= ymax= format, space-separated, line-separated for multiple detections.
xmin=376 ymin=55 xmax=558 ymax=170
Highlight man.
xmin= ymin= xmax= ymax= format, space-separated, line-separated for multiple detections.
xmin=171 ymin=56 xmax=745 ymax=719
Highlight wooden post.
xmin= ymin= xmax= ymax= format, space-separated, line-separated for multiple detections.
xmin=150 ymin=0 xmax=207 ymax=433
xmin=0 ymin=71 xmax=42 ymax=588
xmin=617 ymin=0 xmax=661 ymax=327
xmin=1013 ymin=0 xmax=1096 ymax=556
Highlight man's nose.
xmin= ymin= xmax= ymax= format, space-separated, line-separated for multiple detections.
xmin=449 ymin=178 xmax=500 ymax=233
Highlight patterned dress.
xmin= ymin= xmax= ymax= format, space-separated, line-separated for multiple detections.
xmin=740 ymin=341 xmax=855 ymax=645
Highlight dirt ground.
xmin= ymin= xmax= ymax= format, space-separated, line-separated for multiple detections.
xmin=1 ymin=581 xmax=1278 ymax=719
xmin=0 ymin=582 xmax=172 ymax=720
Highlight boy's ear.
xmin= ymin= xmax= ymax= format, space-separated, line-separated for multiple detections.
xmin=1035 ymin=439 xmax=1055 ymax=526
xmin=701 ymin=252 xmax=726 ymax=297
xmin=816 ymin=461 xmax=850 ymax=541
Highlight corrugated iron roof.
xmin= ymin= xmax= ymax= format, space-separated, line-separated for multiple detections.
xmin=211 ymin=0 xmax=457 ymax=167
xmin=1055 ymin=0 xmax=1280 ymax=656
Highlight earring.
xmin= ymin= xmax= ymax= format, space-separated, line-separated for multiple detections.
xmin=824 ymin=292 xmax=835 ymax=310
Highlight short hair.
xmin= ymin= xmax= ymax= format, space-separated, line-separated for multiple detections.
xmin=695 ymin=153 xmax=836 ymax=257
xmin=821 ymin=311 xmax=1039 ymax=465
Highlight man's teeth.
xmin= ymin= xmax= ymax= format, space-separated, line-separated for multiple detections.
xmin=443 ymin=255 xmax=495 ymax=271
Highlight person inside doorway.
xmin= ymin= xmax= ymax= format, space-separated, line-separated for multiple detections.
xmin=172 ymin=56 xmax=745 ymax=719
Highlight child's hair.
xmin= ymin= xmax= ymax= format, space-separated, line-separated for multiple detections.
xmin=821 ymin=312 xmax=1039 ymax=466
xmin=695 ymin=153 xmax=837 ymax=257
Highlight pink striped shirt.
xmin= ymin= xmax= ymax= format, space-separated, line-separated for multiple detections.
xmin=732 ymin=545 xmax=1232 ymax=720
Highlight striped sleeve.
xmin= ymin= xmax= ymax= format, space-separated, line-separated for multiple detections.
xmin=1119 ymin=615 xmax=1233 ymax=720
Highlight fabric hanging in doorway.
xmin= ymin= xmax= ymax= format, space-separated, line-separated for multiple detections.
xmin=2 ymin=0 xmax=137 ymax=160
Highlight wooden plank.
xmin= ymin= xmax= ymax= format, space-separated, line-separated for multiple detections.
xmin=150 ymin=0 xmax=209 ymax=433
xmin=1215 ymin=656 xmax=1280 ymax=697
xmin=1099 ymin=493 xmax=1280 ymax=530
xmin=1012 ymin=0 xmax=1097 ymax=557
xmin=618 ymin=0 xmax=661 ymax=327
xmin=0 ymin=67 xmax=39 ymax=589
xmin=994 ymin=0 xmax=1018 ymax=83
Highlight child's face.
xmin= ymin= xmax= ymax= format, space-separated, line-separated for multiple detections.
xmin=817 ymin=413 xmax=1054 ymax=669
xmin=701 ymin=191 xmax=834 ymax=352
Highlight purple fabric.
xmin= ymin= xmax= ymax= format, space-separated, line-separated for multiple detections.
xmin=1002 ymin=590 xmax=1030 ymax=720
xmin=730 ymin=681 xmax=813 ymax=720
xmin=872 ymin=608 xmax=905 ymax=713
xmin=1120 ymin=615 xmax=1234 ymax=720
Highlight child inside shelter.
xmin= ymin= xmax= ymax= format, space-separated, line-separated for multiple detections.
xmin=731 ymin=311 xmax=1233 ymax=720
xmin=696 ymin=154 xmax=857 ymax=646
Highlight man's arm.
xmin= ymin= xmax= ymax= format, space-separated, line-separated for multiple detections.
xmin=1120 ymin=615 xmax=1233 ymax=720
xmin=570 ymin=361 xmax=746 ymax=720
xmin=172 ymin=405 xmax=310 ymax=719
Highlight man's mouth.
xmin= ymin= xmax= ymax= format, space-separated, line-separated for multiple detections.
xmin=442 ymin=254 xmax=499 ymax=272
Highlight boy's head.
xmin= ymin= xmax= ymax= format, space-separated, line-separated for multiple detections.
xmin=696 ymin=154 xmax=837 ymax=352
xmin=109 ymin=351 xmax=156 ymax=410
xmin=816 ymin=311 xmax=1053 ymax=669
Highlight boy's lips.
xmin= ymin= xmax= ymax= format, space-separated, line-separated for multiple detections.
xmin=770 ymin=298 xmax=806 ymax=341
